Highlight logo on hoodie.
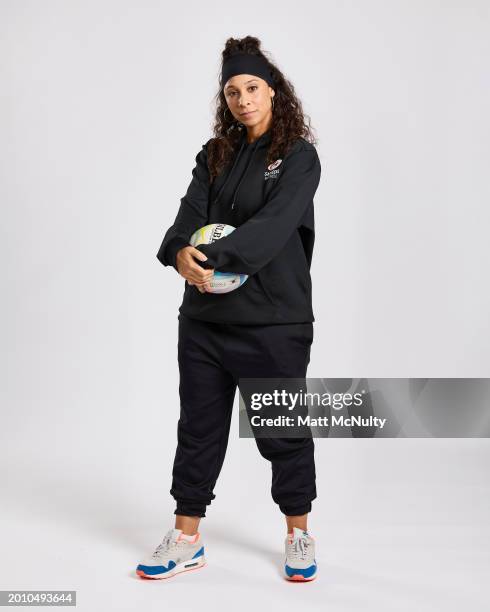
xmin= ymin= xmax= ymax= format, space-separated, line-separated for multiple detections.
xmin=264 ymin=159 xmax=282 ymax=180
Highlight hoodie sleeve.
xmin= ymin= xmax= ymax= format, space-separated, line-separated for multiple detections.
xmin=156 ymin=140 xmax=211 ymax=271
xmin=195 ymin=147 xmax=321 ymax=276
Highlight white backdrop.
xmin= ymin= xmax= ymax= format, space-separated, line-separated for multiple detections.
xmin=1 ymin=1 xmax=489 ymax=610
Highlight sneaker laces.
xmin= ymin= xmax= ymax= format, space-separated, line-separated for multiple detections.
xmin=151 ymin=530 xmax=176 ymax=560
xmin=289 ymin=535 xmax=309 ymax=560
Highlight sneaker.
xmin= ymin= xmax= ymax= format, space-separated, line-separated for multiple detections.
xmin=284 ymin=526 xmax=317 ymax=581
xmin=136 ymin=528 xmax=206 ymax=579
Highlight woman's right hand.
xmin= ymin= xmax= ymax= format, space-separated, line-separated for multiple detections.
xmin=176 ymin=246 xmax=214 ymax=293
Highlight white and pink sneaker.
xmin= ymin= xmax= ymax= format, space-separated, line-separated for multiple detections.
xmin=284 ymin=527 xmax=317 ymax=581
xmin=136 ymin=528 xmax=206 ymax=579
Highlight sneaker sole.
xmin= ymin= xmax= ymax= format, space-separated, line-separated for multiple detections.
xmin=136 ymin=556 xmax=206 ymax=580
xmin=285 ymin=573 xmax=317 ymax=582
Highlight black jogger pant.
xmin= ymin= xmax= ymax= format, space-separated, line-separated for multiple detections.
xmin=170 ymin=313 xmax=317 ymax=518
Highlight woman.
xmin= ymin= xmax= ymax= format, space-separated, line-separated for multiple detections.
xmin=136 ymin=36 xmax=321 ymax=582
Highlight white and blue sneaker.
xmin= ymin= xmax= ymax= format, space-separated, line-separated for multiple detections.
xmin=136 ymin=528 xmax=206 ymax=579
xmin=284 ymin=527 xmax=317 ymax=581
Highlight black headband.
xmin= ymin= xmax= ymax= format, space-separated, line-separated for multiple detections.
xmin=221 ymin=53 xmax=275 ymax=88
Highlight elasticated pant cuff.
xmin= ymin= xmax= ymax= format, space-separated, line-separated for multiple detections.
xmin=280 ymin=501 xmax=312 ymax=516
xmin=174 ymin=504 xmax=207 ymax=518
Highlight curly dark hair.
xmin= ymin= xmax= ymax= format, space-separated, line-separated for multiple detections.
xmin=207 ymin=35 xmax=317 ymax=182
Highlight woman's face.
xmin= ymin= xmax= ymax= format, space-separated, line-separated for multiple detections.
xmin=223 ymin=74 xmax=275 ymax=128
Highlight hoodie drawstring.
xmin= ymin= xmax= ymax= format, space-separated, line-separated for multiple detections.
xmin=212 ymin=138 xmax=246 ymax=206
xmin=213 ymin=133 xmax=260 ymax=211
xmin=231 ymin=138 xmax=259 ymax=210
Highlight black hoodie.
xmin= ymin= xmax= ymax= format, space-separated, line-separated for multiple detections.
xmin=156 ymin=128 xmax=321 ymax=324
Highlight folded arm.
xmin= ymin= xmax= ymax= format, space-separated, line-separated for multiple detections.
xmin=156 ymin=139 xmax=212 ymax=272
